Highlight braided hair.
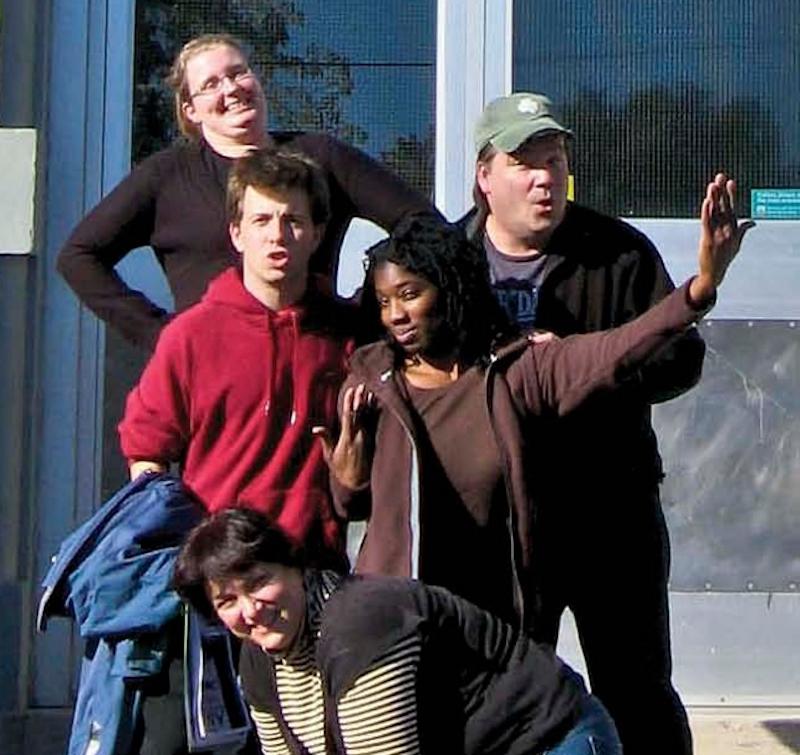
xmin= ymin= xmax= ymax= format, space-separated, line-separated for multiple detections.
xmin=361 ymin=214 xmax=516 ymax=366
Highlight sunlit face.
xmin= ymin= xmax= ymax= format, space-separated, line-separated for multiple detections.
xmin=207 ymin=564 xmax=306 ymax=653
xmin=181 ymin=44 xmax=266 ymax=142
xmin=229 ymin=185 xmax=322 ymax=301
xmin=476 ymin=133 xmax=569 ymax=248
xmin=373 ymin=262 xmax=443 ymax=357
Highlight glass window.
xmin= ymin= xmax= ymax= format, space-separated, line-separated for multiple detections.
xmin=512 ymin=0 xmax=799 ymax=218
xmin=133 ymin=0 xmax=436 ymax=195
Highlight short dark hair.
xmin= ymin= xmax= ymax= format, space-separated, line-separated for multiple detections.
xmin=227 ymin=148 xmax=331 ymax=227
xmin=361 ymin=214 xmax=515 ymax=364
xmin=173 ymin=509 xmax=307 ymax=616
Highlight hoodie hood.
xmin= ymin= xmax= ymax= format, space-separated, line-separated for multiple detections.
xmin=202 ymin=267 xmax=357 ymax=334
xmin=202 ymin=267 xmax=303 ymax=321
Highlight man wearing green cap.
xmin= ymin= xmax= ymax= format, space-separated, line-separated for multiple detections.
xmin=463 ymin=92 xmax=704 ymax=755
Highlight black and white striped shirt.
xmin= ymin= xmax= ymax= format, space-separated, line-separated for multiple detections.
xmin=245 ymin=571 xmax=422 ymax=755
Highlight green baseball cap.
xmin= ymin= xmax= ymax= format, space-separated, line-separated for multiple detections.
xmin=474 ymin=92 xmax=572 ymax=155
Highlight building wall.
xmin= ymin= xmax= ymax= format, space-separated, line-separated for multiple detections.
xmin=0 ymin=0 xmax=53 ymax=750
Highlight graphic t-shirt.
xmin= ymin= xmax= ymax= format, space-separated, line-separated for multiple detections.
xmin=484 ymin=233 xmax=548 ymax=331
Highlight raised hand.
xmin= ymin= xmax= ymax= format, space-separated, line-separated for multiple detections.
xmin=312 ymin=383 xmax=376 ymax=490
xmin=690 ymin=173 xmax=755 ymax=305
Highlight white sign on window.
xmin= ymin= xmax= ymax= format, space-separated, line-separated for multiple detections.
xmin=0 ymin=129 xmax=37 ymax=255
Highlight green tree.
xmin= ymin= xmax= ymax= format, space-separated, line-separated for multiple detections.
xmin=380 ymin=128 xmax=435 ymax=201
xmin=563 ymin=84 xmax=789 ymax=218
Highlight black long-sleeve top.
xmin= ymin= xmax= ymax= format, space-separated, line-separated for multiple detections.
xmin=57 ymin=132 xmax=438 ymax=350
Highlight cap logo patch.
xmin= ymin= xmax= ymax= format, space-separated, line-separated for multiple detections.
xmin=517 ymin=97 xmax=542 ymax=115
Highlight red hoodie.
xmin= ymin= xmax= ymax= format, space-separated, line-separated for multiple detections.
xmin=119 ymin=268 xmax=355 ymax=565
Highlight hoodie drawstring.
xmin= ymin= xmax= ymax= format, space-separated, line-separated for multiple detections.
xmin=263 ymin=308 xmax=299 ymax=427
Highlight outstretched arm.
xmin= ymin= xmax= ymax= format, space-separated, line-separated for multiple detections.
xmin=518 ymin=173 xmax=754 ymax=416
xmin=620 ymin=239 xmax=706 ymax=404
xmin=626 ymin=172 xmax=754 ymax=403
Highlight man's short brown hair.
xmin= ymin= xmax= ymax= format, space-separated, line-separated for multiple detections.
xmin=472 ymin=142 xmax=498 ymax=226
xmin=227 ymin=149 xmax=331 ymax=227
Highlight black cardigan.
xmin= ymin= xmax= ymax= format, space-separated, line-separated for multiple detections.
xmin=240 ymin=573 xmax=584 ymax=755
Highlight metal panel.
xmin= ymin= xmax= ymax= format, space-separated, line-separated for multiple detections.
xmin=435 ymin=0 xmax=469 ymax=217
xmin=654 ymin=320 xmax=800 ymax=592
xmin=33 ymin=0 xmax=94 ymax=707
xmin=436 ymin=0 xmax=513 ymax=219
xmin=0 ymin=130 xmax=37 ymax=254
xmin=631 ymin=220 xmax=800 ymax=321
xmin=556 ymin=594 xmax=800 ymax=706
xmin=32 ymin=0 xmax=136 ymax=707
xmin=0 ymin=256 xmax=35 ymax=713
xmin=671 ymin=593 xmax=800 ymax=705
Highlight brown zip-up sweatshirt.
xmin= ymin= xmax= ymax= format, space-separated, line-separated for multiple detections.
xmin=333 ymin=280 xmax=710 ymax=632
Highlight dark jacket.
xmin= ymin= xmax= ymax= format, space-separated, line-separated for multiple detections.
xmin=240 ymin=572 xmax=586 ymax=755
xmin=463 ymin=202 xmax=706 ymax=482
xmin=334 ymin=282 xmax=709 ymax=631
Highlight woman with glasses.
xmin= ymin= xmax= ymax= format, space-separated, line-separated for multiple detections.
xmin=57 ymin=33 xmax=437 ymax=351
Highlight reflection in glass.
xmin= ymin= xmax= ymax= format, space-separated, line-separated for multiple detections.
xmin=513 ymin=0 xmax=799 ymax=218
xmin=133 ymin=0 xmax=435 ymax=195
xmin=513 ymin=0 xmax=800 ymax=592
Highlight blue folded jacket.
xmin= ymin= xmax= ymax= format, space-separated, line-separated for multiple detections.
xmin=38 ymin=472 xmax=203 ymax=755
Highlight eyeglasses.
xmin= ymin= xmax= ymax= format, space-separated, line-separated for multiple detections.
xmin=189 ymin=66 xmax=255 ymax=98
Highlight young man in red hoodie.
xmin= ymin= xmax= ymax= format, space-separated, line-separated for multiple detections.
xmin=119 ymin=149 xmax=355 ymax=571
